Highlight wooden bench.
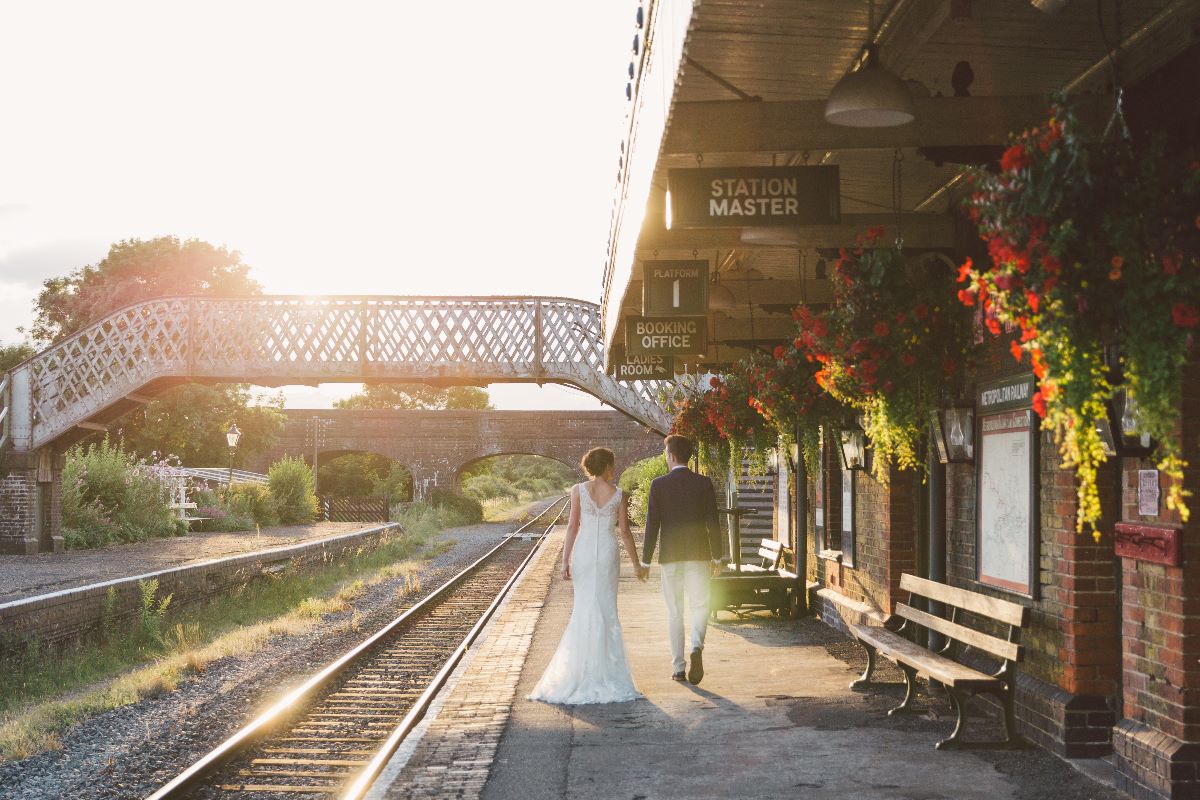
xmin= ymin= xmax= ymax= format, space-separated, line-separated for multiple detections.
xmin=710 ymin=538 xmax=798 ymax=618
xmin=849 ymin=573 xmax=1029 ymax=750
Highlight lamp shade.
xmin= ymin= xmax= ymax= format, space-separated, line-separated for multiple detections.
xmin=839 ymin=427 xmax=867 ymax=471
xmin=226 ymin=423 xmax=242 ymax=449
xmin=824 ymin=46 xmax=915 ymax=128
xmin=708 ymin=283 xmax=738 ymax=310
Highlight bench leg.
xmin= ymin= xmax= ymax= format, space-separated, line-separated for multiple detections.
xmin=849 ymin=642 xmax=877 ymax=689
xmin=999 ymin=686 xmax=1025 ymax=748
xmin=887 ymin=664 xmax=920 ymax=715
xmin=935 ymin=688 xmax=967 ymax=749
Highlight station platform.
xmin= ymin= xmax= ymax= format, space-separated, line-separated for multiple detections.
xmin=370 ymin=528 xmax=1124 ymax=800
xmin=0 ymin=521 xmax=368 ymax=604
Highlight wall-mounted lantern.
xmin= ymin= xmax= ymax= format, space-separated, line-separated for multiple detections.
xmin=930 ymin=405 xmax=975 ymax=464
xmin=839 ymin=425 xmax=869 ymax=471
xmin=1097 ymin=387 xmax=1155 ymax=457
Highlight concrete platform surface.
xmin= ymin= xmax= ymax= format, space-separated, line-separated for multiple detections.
xmin=376 ymin=529 xmax=1126 ymax=800
xmin=0 ymin=522 xmax=368 ymax=603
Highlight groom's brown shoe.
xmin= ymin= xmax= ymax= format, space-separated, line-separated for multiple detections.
xmin=688 ymin=648 xmax=704 ymax=685
xmin=671 ymin=671 xmax=686 ymax=681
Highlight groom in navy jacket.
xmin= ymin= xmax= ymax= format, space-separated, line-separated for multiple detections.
xmin=641 ymin=434 xmax=723 ymax=684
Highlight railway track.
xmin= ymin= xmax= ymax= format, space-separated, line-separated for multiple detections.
xmin=146 ymin=497 xmax=569 ymax=800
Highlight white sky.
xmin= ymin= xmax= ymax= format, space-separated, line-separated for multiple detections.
xmin=0 ymin=1 xmax=636 ymax=411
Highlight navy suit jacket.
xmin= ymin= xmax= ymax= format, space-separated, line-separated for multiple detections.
xmin=642 ymin=467 xmax=722 ymax=564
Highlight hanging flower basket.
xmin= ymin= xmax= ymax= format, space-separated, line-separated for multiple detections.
xmin=792 ymin=229 xmax=978 ymax=478
xmin=958 ymin=96 xmax=1200 ymax=534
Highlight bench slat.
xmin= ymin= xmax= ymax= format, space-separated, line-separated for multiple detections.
xmin=900 ymin=574 xmax=1027 ymax=627
xmin=895 ymin=603 xmax=1021 ymax=662
xmin=851 ymin=625 xmax=1004 ymax=690
xmin=759 ymin=539 xmax=783 ymax=552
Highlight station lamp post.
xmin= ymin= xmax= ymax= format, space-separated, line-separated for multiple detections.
xmin=226 ymin=423 xmax=242 ymax=490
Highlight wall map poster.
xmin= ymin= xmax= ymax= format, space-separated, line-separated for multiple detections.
xmin=978 ymin=408 xmax=1035 ymax=595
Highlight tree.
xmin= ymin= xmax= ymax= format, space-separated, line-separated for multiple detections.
xmin=32 ymin=236 xmax=279 ymax=467
xmin=32 ymin=236 xmax=261 ymax=344
xmin=318 ymin=453 xmax=412 ymax=500
xmin=335 ymin=383 xmax=492 ymax=410
xmin=0 ymin=342 xmax=34 ymax=372
xmin=113 ymin=385 xmax=285 ymax=467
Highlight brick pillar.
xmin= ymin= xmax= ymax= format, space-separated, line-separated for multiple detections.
xmin=0 ymin=448 xmax=65 ymax=554
xmin=1113 ymin=362 xmax=1200 ymax=799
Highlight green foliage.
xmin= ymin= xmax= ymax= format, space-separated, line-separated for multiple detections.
xmin=114 ymin=384 xmax=285 ymax=467
xmin=458 ymin=455 xmax=575 ymax=504
xmin=318 ymin=452 xmax=411 ymax=500
xmin=334 ymin=383 xmax=492 ymax=410
xmin=61 ymin=438 xmax=184 ymax=549
xmin=268 ymin=456 xmax=319 ymax=524
xmin=31 ymin=236 xmax=261 ymax=345
xmin=0 ymin=342 xmax=34 ymax=372
xmin=618 ymin=454 xmax=668 ymax=527
xmin=961 ymin=97 xmax=1200 ymax=531
xmin=226 ymin=482 xmax=279 ymax=527
xmin=137 ymin=579 xmax=173 ymax=645
xmin=428 ymin=488 xmax=483 ymax=524
xmin=392 ymin=497 xmax=482 ymax=538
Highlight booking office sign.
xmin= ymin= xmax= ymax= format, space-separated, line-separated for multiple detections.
xmin=976 ymin=373 xmax=1039 ymax=598
xmin=624 ymin=259 xmax=709 ymax=360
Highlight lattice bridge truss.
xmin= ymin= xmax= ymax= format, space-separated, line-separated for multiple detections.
xmin=1 ymin=296 xmax=674 ymax=455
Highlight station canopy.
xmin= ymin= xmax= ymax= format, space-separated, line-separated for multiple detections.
xmin=602 ymin=0 xmax=1196 ymax=374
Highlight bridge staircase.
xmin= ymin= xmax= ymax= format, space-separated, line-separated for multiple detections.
xmin=732 ymin=454 xmax=777 ymax=564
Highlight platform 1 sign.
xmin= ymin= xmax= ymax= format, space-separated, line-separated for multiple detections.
xmin=668 ymin=165 xmax=840 ymax=228
xmin=613 ymin=354 xmax=674 ymax=381
xmin=625 ymin=316 xmax=706 ymax=356
xmin=643 ymin=260 xmax=708 ymax=316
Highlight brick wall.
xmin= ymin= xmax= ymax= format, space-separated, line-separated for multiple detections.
xmin=0 ymin=449 xmax=64 ymax=554
xmin=1113 ymin=360 xmax=1200 ymax=799
xmin=246 ymin=409 xmax=663 ymax=492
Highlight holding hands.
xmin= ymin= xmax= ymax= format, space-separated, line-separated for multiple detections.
xmin=636 ymin=562 xmax=651 ymax=582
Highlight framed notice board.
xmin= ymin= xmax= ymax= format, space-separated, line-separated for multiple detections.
xmin=976 ymin=375 xmax=1038 ymax=598
xmin=840 ymin=468 xmax=856 ymax=568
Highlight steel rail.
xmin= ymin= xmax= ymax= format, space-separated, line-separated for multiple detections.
xmin=145 ymin=496 xmax=568 ymax=800
xmin=340 ymin=496 xmax=567 ymax=799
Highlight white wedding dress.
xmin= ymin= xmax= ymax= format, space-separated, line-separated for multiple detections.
xmin=529 ymin=483 xmax=642 ymax=704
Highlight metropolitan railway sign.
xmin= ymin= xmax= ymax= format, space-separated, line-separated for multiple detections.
xmin=668 ymin=166 xmax=840 ymax=228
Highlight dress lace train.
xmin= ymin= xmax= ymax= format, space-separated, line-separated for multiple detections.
xmin=529 ymin=484 xmax=642 ymax=705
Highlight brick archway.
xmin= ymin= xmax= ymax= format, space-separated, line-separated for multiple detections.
xmin=248 ymin=409 xmax=663 ymax=499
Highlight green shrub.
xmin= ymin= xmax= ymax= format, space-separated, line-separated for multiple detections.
xmin=618 ymin=454 xmax=668 ymax=527
xmin=227 ymin=482 xmax=279 ymax=527
xmin=461 ymin=473 xmax=519 ymax=502
xmin=428 ymin=488 xmax=482 ymax=524
xmin=61 ymin=438 xmax=183 ymax=549
xmin=269 ymin=456 xmax=319 ymax=524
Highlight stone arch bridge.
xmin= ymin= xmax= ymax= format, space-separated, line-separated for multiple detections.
xmin=250 ymin=409 xmax=664 ymax=498
xmin=0 ymin=295 xmax=674 ymax=553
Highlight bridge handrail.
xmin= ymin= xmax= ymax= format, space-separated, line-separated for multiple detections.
xmin=11 ymin=294 xmax=672 ymax=450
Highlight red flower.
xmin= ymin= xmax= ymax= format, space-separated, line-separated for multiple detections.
xmin=773 ymin=345 xmax=785 ymax=360
xmin=1000 ymin=144 xmax=1032 ymax=173
xmin=957 ymin=288 xmax=976 ymax=306
xmin=957 ymin=258 xmax=973 ymax=283
xmin=895 ymin=311 xmax=907 ymax=325
xmin=793 ymin=337 xmax=804 ymax=350
xmin=1172 ymin=303 xmax=1200 ymax=328
xmin=1041 ymin=254 xmax=1062 ymax=275
xmin=914 ymin=304 xmax=929 ymax=319
xmin=709 ymin=376 xmax=722 ymax=389
xmin=873 ymin=321 xmax=890 ymax=338
xmin=985 ymin=317 xmax=1002 ymax=336
xmin=1032 ymin=389 xmax=1047 ymax=418
xmin=1163 ymin=251 xmax=1183 ymax=275
xmin=1010 ymin=340 xmax=1024 ymax=363
xmin=900 ymin=353 xmax=916 ymax=366
xmin=993 ymin=273 xmax=1019 ymax=291
xmin=1024 ymin=290 xmax=1040 ymax=314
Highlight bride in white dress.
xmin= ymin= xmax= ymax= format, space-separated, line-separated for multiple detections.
xmin=530 ymin=447 xmax=647 ymax=705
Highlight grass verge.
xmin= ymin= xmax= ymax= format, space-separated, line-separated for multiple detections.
xmin=0 ymin=505 xmax=474 ymax=762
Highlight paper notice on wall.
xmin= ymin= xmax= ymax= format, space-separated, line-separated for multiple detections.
xmin=1138 ymin=470 xmax=1160 ymax=517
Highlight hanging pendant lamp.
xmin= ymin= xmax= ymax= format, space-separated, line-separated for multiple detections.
xmin=825 ymin=3 xmax=915 ymax=128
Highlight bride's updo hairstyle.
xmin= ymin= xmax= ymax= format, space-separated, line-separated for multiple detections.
xmin=581 ymin=447 xmax=615 ymax=478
